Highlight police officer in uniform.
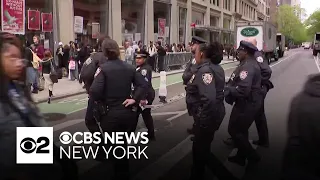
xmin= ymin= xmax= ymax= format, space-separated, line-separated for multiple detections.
xmin=225 ymin=41 xmax=262 ymax=166
xmin=246 ymin=37 xmax=273 ymax=147
xmin=89 ymin=38 xmax=147 ymax=180
xmin=132 ymin=49 xmax=156 ymax=140
xmin=183 ymin=36 xmax=207 ymax=135
xmin=224 ymin=38 xmax=273 ymax=148
xmin=188 ymin=42 xmax=238 ymax=180
xmin=80 ymin=35 xmax=109 ymax=133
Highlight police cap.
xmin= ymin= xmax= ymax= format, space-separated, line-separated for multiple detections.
xmin=136 ymin=49 xmax=149 ymax=58
xmin=191 ymin=36 xmax=207 ymax=44
xmin=238 ymin=40 xmax=258 ymax=53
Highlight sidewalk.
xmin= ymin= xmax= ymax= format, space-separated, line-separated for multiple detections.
xmin=33 ymin=57 xmax=236 ymax=103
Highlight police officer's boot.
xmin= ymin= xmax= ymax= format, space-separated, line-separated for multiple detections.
xmin=247 ymin=150 xmax=261 ymax=164
xmin=252 ymin=140 xmax=269 ymax=148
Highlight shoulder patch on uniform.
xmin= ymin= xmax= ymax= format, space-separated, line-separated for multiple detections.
xmin=239 ymin=71 xmax=248 ymax=80
xmin=141 ymin=69 xmax=147 ymax=76
xmin=192 ymin=58 xmax=196 ymax=64
xmin=84 ymin=57 xmax=92 ymax=65
xmin=189 ymin=74 xmax=195 ymax=84
xmin=202 ymin=73 xmax=213 ymax=85
xmin=94 ymin=68 xmax=101 ymax=77
xmin=256 ymin=56 xmax=263 ymax=63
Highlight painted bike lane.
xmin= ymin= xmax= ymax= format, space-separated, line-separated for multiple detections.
xmin=37 ymin=72 xmax=185 ymax=114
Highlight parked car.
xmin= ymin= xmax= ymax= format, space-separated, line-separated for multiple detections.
xmin=304 ymin=43 xmax=311 ymax=49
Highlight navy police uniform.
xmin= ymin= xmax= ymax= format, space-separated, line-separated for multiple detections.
xmin=80 ymin=51 xmax=108 ymax=133
xmin=89 ymin=39 xmax=148 ymax=180
xmin=132 ymin=49 xmax=156 ymax=139
xmin=188 ymin=57 xmax=237 ymax=180
xmin=225 ymin=41 xmax=262 ymax=165
xmin=253 ymin=51 xmax=273 ymax=147
xmin=183 ymin=36 xmax=207 ymax=135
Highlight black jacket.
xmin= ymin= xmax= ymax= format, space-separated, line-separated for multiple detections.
xmin=136 ymin=63 xmax=155 ymax=101
xmin=282 ymin=74 xmax=320 ymax=180
xmin=89 ymin=59 xmax=148 ymax=109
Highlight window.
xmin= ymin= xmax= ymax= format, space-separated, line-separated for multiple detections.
xmin=235 ymin=0 xmax=237 ymax=12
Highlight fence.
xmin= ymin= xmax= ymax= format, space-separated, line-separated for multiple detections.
xmin=155 ymin=52 xmax=193 ymax=72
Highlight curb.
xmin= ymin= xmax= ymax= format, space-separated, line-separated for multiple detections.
xmin=35 ymin=61 xmax=237 ymax=104
xmin=35 ymin=71 xmax=184 ymax=104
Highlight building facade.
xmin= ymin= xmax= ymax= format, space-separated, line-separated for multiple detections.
xmin=0 ymin=0 xmax=262 ymax=51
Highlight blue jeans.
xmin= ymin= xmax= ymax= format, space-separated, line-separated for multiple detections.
xmin=26 ymin=67 xmax=38 ymax=90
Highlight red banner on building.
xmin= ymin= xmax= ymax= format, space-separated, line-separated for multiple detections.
xmin=1 ymin=0 xmax=25 ymax=34
xmin=28 ymin=10 xmax=40 ymax=30
xmin=41 ymin=12 xmax=52 ymax=32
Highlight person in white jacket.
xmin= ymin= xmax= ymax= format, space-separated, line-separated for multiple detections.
xmin=147 ymin=41 xmax=157 ymax=71
xmin=124 ymin=41 xmax=134 ymax=65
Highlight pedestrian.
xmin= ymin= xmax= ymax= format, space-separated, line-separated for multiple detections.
xmin=147 ymin=41 xmax=157 ymax=71
xmin=188 ymin=42 xmax=238 ymax=180
xmin=80 ymin=34 xmax=109 ymax=133
xmin=41 ymin=50 xmax=56 ymax=104
xmin=132 ymin=48 xmax=156 ymax=140
xmin=223 ymin=38 xmax=274 ymax=148
xmin=89 ymin=38 xmax=148 ymax=180
xmin=156 ymin=41 xmax=166 ymax=72
xmin=224 ymin=40 xmax=262 ymax=166
xmin=0 ymin=32 xmax=78 ymax=180
xmin=183 ymin=36 xmax=207 ymax=136
xmin=31 ymin=35 xmax=45 ymax=93
xmin=23 ymin=40 xmax=36 ymax=91
xmin=282 ymin=73 xmax=320 ymax=180
xmin=69 ymin=41 xmax=78 ymax=81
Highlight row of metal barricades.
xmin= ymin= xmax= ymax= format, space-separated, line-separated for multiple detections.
xmin=154 ymin=52 xmax=193 ymax=72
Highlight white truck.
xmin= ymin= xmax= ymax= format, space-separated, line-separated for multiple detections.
xmin=236 ymin=21 xmax=278 ymax=64
xmin=276 ymin=33 xmax=285 ymax=57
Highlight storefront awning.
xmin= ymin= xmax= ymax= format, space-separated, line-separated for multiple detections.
xmin=193 ymin=25 xmax=221 ymax=32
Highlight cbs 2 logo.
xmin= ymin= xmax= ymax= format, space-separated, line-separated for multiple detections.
xmin=20 ymin=137 xmax=50 ymax=154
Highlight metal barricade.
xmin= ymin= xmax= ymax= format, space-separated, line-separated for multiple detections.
xmin=155 ymin=52 xmax=193 ymax=72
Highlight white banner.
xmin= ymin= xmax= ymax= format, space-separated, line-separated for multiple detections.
xmin=74 ymin=16 xmax=83 ymax=34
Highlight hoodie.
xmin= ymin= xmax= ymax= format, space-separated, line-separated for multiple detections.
xmin=282 ymin=73 xmax=320 ymax=180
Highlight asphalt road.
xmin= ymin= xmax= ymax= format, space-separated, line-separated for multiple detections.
xmin=39 ymin=48 xmax=319 ymax=180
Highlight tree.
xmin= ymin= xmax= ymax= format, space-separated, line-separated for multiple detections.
xmin=276 ymin=5 xmax=307 ymax=44
xmin=305 ymin=9 xmax=320 ymax=39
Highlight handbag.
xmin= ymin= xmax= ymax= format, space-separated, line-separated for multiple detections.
xmin=69 ymin=59 xmax=76 ymax=70
xmin=29 ymin=48 xmax=41 ymax=69
xmin=38 ymin=76 xmax=45 ymax=91
xmin=49 ymin=59 xmax=58 ymax=83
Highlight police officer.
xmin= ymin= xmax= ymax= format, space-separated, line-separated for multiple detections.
xmin=80 ymin=35 xmax=109 ymax=133
xmin=183 ymin=36 xmax=207 ymax=135
xmin=188 ymin=42 xmax=238 ymax=180
xmin=225 ymin=41 xmax=262 ymax=166
xmin=89 ymin=38 xmax=147 ymax=180
xmin=132 ymin=48 xmax=156 ymax=140
xmin=224 ymin=38 xmax=273 ymax=147
xmin=246 ymin=37 xmax=273 ymax=147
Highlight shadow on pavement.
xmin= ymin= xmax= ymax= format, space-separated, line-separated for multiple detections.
xmin=43 ymin=113 xmax=67 ymax=121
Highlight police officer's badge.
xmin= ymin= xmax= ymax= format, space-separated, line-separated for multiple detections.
xmin=239 ymin=71 xmax=248 ymax=80
xmin=202 ymin=73 xmax=213 ymax=85
xmin=94 ymin=68 xmax=101 ymax=77
xmin=256 ymin=56 xmax=263 ymax=63
xmin=141 ymin=69 xmax=147 ymax=76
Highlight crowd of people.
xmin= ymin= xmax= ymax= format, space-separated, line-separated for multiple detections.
xmin=0 ymin=30 xmax=319 ymax=180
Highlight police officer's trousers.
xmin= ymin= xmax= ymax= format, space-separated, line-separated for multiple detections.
xmin=132 ymin=99 xmax=155 ymax=138
xmin=100 ymin=108 xmax=137 ymax=180
xmin=85 ymin=98 xmax=101 ymax=133
xmin=190 ymin=107 xmax=236 ymax=180
xmin=254 ymin=91 xmax=269 ymax=144
xmin=228 ymin=101 xmax=260 ymax=159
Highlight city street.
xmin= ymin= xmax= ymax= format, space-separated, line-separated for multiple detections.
xmin=38 ymin=48 xmax=318 ymax=180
